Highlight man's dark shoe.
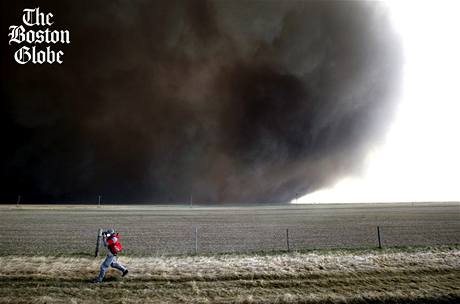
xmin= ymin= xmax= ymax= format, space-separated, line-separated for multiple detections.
xmin=92 ymin=279 xmax=102 ymax=284
xmin=122 ymin=269 xmax=129 ymax=277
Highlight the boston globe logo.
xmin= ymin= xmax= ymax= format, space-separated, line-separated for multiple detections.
xmin=8 ymin=7 xmax=70 ymax=64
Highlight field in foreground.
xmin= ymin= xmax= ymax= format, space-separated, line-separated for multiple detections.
xmin=0 ymin=246 xmax=459 ymax=304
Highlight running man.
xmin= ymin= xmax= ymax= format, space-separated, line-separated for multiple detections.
xmin=93 ymin=229 xmax=128 ymax=283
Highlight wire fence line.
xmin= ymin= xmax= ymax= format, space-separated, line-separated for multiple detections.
xmin=1 ymin=224 xmax=459 ymax=256
xmin=93 ymin=224 xmax=460 ymax=256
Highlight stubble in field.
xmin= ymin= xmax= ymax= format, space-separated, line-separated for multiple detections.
xmin=0 ymin=246 xmax=459 ymax=303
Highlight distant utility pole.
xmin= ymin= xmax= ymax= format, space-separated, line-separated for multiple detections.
xmin=98 ymin=195 xmax=102 ymax=207
xmin=16 ymin=195 xmax=21 ymax=207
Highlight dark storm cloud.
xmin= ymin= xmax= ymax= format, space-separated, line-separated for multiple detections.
xmin=0 ymin=0 xmax=401 ymax=203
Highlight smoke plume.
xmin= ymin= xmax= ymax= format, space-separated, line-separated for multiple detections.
xmin=0 ymin=0 xmax=402 ymax=203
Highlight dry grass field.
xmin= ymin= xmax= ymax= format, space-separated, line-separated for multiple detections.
xmin=0 ymin=246 xmax=459 ymax=303
xmin=0 ymin=203 xmax=459 ymax=303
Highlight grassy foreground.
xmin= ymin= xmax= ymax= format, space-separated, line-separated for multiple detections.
xmin=0 ymin=246 xmax=459 ymax=304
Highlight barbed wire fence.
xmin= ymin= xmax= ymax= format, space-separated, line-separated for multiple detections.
xmin=93 ymin=224 xmax=460 ymax=256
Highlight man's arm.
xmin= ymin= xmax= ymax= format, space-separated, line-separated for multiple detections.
xmin=102 ymin=233 xmax=108 ymax=247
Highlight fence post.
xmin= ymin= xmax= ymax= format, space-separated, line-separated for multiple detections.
xmin=286 ymin=228 xmax=290 ymax=252
xmin=194 ymin=227 xmax=198 ymax=254
xmin=377 ymin=226 xmax=382 ymax=249
xmin=95 ymin=229 xmax=102 ymax=257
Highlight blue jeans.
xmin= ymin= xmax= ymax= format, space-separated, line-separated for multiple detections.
xmin=97 ymin=254 xmax=127 ymax=282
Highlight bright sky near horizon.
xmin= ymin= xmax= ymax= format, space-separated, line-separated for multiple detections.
xmin=295 ymin=0 xmax=460 ymax=204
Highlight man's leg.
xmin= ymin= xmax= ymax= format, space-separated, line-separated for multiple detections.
xmin=96 ymin=255 xmax=114 ymax=282
xmin=110 ymin=256 xmax=128 ymax=276
xmin=110 ymin=256 xmax=127 ymax=272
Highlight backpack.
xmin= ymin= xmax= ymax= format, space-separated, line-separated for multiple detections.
xmin=107 ymin=233 xmax=123 ymax=255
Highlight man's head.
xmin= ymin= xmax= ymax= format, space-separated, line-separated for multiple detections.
xmin=104 ymin=229 xmax=115 ymax=237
